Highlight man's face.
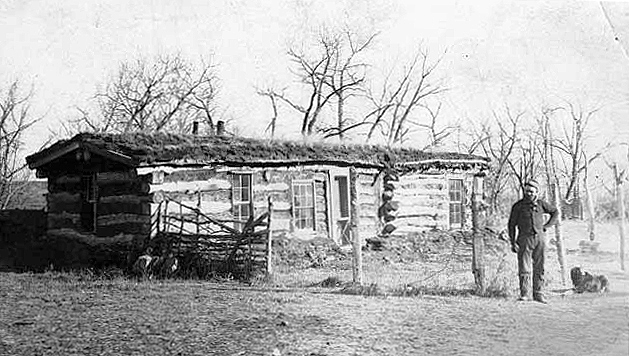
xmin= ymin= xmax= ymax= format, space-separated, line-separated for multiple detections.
xmin=524 ymin=185 xmax=538 ymax=201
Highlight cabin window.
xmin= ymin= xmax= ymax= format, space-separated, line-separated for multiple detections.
xmin=292 ymin=180 xmax=315 ymax=230
xmin=232 ymin=173 xmax=253 ymax=230
xmin=449 ymin=179 xmax=464 ymax=228
xmin=80 ymin=174 xmax=98 ymax=232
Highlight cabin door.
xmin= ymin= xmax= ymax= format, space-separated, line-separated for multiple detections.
xmin=329 ymin=168 xmax=351 ymax=245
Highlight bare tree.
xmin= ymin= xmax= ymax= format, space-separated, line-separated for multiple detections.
xmin=71 ymin=54 xmax=219 ymax=134
xmin=364 ymin=47 xmax=446 ymax=145
xmin=256 ymin=87 xmax=279 ymax=138
xmin=552 ymin=101 xmax=603 ymax=202
xmin=320 ymin=29 xmax=377 ymax=140
xmin=414 ymin=102 xmax=458 ymax=150
xmin=271 ymin=28 xmax=375 ymax=137
xmin=0 ymin=80 xmax=40 ymax=209
xmin=468 ymin=105 xmax=523 ymax=218
xmin=508 ymin=125 xmax=543 ymax=192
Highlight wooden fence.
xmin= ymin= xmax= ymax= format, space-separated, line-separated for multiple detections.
xmin=149 ymin=197 xmax=273 ymax=279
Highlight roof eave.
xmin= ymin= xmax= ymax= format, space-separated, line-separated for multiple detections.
xmin=27 ymin=141 xmax=138 ymax=170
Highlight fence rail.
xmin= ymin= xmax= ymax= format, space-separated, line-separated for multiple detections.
xmin=149 ymin=197 xmax=273 ymax=279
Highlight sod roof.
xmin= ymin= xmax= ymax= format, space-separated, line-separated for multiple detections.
xmin=26 ymin=132 xmax=489 ymax=170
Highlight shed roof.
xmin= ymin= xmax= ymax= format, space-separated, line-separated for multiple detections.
xmin=26 ymin=132 xmax=489 ymax=171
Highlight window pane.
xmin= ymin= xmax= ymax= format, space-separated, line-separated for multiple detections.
xmin=293 ymin=181 xmax=315 ymax=230
xmin=241 ymin=186 xmax=249 ymax=202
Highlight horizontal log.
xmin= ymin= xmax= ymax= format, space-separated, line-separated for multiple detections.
xmin=254 ymin=200 xmax=290 ymax=211
xmin=97 ymin=213 xmax=150 ymax=226
xmin=47 ymin=228 xmax=143 ymax=246
xmin=47 ymin=191 xmax=80 ymax=203
xmin=151 ymin=179 xmax=231 ymax=193
xmin=393 ymin=196 xmax=448 ymax=207
xmin=51 ymin=175 xmax=81 ymax=184
xmin=98 ymin=201 xmax=149 ymax=216
xmin=97 ymin=171 xmax=138 ymax=182
xmin=99 ymin=194 xmax=148 ymax=204
xmin=163 ymin=200 xmax=232 ymax=215
xmin=48 ymin=197 xmax=82 ymax=213
xmin=98 ymin=222 xmax=150 ymax=237
xmin=163 ymin=169 xmax=229 ymax=183
xmin=48 ymin=212 xmax=81 ymax=229
xmin=253 ymin=182 xmax=289 ymax=192
xmin=99 ymin=181 xmax=149 ymax=197
xmin=49 ymin=180 xmax=81 ymax=194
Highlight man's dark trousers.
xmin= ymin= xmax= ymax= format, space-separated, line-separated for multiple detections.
xmin=517 ymin=233 xmax=545 ymax=298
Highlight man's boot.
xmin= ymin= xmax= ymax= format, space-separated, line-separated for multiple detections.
xmin=533 ymin=274 xmax=547 ymax=304
xmin=518 ymin=274 xmax=531 ymax=301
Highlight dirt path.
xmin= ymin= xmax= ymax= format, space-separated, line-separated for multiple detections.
xmin=271 ymin=287 xmax=629 ymax=356
xmin=1 ymin=271 xmax=627 ymax=356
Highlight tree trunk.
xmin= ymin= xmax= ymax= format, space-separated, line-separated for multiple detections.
xmin=552 ymin=183 xmax=568 ymax=286
xmin=471 ymin=176 xmax=486 ymax=294
xmin=350 ymin=167 xmax=363 ymax=284
xmin=614 ymin=163 xmax=626 ymax=271
xmin=583 ymin=167 xmax=596 ymax=241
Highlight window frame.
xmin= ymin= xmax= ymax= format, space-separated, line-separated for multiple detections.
xmin=292 ymin=179 xmax=316 ymax=231
xmin=448 ymin=178 xmax=465 ymax=229
xmin=231 ymin=172 xmax=254 ymax=230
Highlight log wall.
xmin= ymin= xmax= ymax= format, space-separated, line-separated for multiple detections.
xmin=147 ymin=165 xmax=382 ymax=242
xmin=45 ymin=170 xmax=151 ymax=267
xmin=356 ymin=169 xmax=382 ymax=239
xmin=390 ymin=172 xmax=477 ymax=233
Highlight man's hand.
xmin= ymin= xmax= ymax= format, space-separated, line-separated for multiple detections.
xmin=511 ymin=243 xmax=519 ymax=253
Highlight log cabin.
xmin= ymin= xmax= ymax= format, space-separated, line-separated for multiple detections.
xmin=26 ymin=132 xmax=489 ymax=267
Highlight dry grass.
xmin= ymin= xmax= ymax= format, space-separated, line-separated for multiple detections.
xmin=2 ymin=220 xmax=628 ymax=355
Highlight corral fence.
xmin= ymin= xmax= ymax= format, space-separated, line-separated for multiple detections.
xmin=148 ymin=197 xmax=273 ymax=279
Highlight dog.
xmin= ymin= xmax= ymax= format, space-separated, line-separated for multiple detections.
xmin=570 ymin=267 xmax=609 ymax=293
xmin=132 ymin=248 xmax=179 ymax=279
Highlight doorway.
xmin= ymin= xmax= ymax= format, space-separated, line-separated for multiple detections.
xmin=329 ymin=169 xmax=351 ymax=245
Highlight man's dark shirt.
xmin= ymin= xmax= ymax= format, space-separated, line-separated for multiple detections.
xmin=508 ymin=198 xmax=559 ymax=243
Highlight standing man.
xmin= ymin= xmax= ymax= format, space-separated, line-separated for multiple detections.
xmin=508 ymin=180 xmax=558 ymax=303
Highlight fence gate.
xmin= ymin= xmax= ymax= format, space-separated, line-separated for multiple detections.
xmin=150 ymin=198 xmax=271 ymax=279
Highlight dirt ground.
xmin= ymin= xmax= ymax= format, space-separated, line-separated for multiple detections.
xmin=1 ymin=221 xmax=628 ymax=355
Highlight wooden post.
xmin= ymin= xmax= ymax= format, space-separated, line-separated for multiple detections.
xmin=471 ymin=175 xmax=485 ymax=293
xmin=350 ymin=167 xmax=363 ymax=285
xmin=266 ymin=196 xmax=273 ymax=275
xmin=552 ymin=182 xmax=568 ymax=286
xmin=614 ymin=163 xmax=626 ymax=271
xmin=584 ymin=168 xmax=596 ymax=241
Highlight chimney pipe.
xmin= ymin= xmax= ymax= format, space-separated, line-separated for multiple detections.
xmin=216 ymin=120 xmax=225 ymax=136
xmin=192 ymin=121 xmax=199 ymax=135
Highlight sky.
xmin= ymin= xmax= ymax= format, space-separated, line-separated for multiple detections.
xmin=1 ymin=0 xmax=629 ymax=174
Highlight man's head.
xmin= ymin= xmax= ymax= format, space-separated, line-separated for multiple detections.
xmin=523 ymin=180 xmax=539 ymax=202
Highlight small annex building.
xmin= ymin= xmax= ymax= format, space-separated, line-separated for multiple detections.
xmin=26 ymin=132 xmax=489 ymax=267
